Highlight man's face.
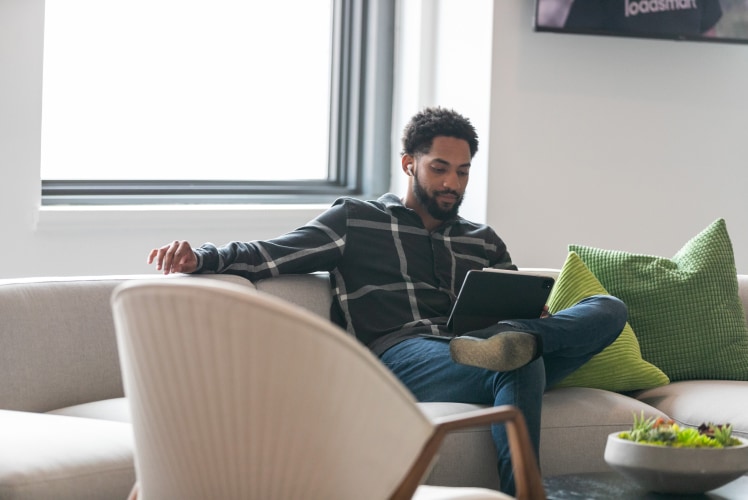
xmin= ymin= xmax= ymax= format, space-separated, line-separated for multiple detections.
xmin=410 ymin=136 xmax=471 ymax=221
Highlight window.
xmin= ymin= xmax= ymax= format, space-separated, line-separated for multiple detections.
xmin=41 ymin=0 xmax=394 ymax=205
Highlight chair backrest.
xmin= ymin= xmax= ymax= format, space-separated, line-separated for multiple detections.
xmin=112 ymin=279 xmax=436 ymax=500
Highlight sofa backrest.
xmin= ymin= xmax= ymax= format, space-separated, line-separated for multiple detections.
xmin=3 ymin=271 xmax=748 ymax=413
xmin=0 ymin=274 xmax=253 ymax=413
xmin=739 ymin=276 xmax=748 ymax=325
xmin=254 ymin=272 xmax=333 ymax=318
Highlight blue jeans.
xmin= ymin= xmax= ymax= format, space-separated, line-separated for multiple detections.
xmin=379 ymin=295 xmax=627 ymax=495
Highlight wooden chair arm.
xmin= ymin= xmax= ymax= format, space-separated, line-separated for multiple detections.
xmin=129 ymin=406 xmax=545 ymax=500
xmin=391 ymin=405 xmax=546 ymax=500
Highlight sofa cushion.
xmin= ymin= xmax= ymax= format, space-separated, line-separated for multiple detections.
xmin=570 ymin=218 xmax=748 ymax=382
xmin=547 ymin=252 xmax=670 ymax=392
xmin=418 ymin=402 xmax=500 ymax=489
xmin=419 ymin=388 xmax=669 ymax=482
xmin=48 ymin=397 xmax=131 ymax=423
xmin=634 ymin=380 xmax=748 ymax=440
xmin=0 ymin=410 xmax=134 ymax=500
xmin=539 ymin=387 xmax=668 ymax=476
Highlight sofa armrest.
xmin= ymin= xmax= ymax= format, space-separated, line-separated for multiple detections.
xmin=0 ymin=274 xmax=253 ymax=413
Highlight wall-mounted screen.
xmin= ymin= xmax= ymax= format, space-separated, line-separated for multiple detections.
xmin=535 ymin=0 xmax=748 ymax=45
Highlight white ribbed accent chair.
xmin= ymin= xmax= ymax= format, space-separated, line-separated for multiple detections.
xmin=111 ymin=279 xmax=545 ymax=500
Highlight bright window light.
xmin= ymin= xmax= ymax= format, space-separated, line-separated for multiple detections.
xmin=41 ymin=0 xmax=332 ymax=181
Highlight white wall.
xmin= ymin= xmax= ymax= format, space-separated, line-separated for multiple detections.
xmin=1 ymin=0 xmax=44 ymax=258
xmin=3 ymin=0 xmax=747 ymax=279
xmin=0 ymin=0 xmax=333 ymax=279
xmin=488 ymin=1 xmax=748 ymax=273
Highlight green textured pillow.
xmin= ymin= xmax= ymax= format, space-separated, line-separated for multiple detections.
xmin=548 ymin=252 xmax=670 ymax=392
xmin=570 ymin=218 xmax=748 ymax=382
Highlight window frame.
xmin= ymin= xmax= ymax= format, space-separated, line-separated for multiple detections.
xmin=41 ymin=0 xmax=395 ymax=206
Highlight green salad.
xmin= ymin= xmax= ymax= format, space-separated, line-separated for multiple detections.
xmin=618 ymin=413 xmax=741 ymax=448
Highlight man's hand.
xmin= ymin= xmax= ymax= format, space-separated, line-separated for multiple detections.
xmin=540 ymin=305 xmax=551 ymax=319
xmin=147 ymin=240 xmax=198 ymax=275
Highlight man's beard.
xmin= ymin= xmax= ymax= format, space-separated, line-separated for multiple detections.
xmin=412 ymin=173 xmax=463 ymax=221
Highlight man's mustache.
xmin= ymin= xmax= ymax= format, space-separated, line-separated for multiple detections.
xmin=434 ymin=189 xmax=461 ymax=197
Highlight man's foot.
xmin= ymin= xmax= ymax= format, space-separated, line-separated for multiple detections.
xmin=449 ymin=330 xmax=539 ymax=372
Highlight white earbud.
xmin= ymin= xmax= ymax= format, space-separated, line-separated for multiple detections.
xmin=407 ymin=164 xmax=414 ymax=175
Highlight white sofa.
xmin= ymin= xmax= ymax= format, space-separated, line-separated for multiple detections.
xmin=2 ymin=272 xmax=747 ymax=499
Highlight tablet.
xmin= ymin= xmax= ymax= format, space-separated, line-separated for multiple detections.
xmin=446 ymin=269 xmax=555 ymax=335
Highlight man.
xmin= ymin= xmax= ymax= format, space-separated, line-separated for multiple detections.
xmin=148 ymin=107 xmax=626 ymax=495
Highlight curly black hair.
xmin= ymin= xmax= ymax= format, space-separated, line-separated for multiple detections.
xmin=401 ymin=107 xmax=479 ymax=158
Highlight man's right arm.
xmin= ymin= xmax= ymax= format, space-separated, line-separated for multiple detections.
xmin=147 ymin=240 xmax=199 ymax=275
xmin=146 ymin=199 xmax=350 ymax=278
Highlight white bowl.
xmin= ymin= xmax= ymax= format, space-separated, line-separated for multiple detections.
xmin=604 ymin=432 xmax=748 ymax=494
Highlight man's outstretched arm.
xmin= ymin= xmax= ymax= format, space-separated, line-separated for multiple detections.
xmin=147 ymin=240 xmax=198 ymax=275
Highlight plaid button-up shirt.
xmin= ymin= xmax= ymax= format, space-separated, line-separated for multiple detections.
xmin=194 ymin=193 xmax=516 ymax=355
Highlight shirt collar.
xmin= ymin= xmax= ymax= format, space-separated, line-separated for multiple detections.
xmin=378 ymin=192 xmax=405 ymax=209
